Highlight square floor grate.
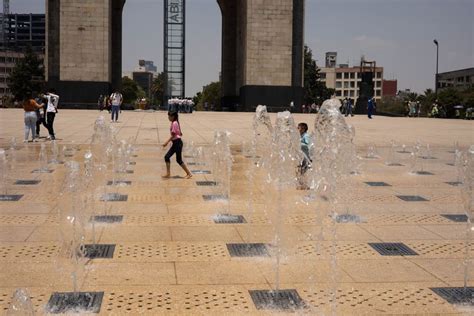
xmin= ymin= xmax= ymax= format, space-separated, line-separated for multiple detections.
xmin=188 ymin=162 xmax=205 ymax=166
xmin=101 ymin=193 xmax=128 ymax=201
xmin=0 ymin=194 xmax=23 ymax=201
xmin=249 ymin=289 xmax=306 ymax=310
xmin=91 ymin=215 xmax=123 ymax=223
xmin=368 ymin=242 xmax=418 ymax=256
xmin=46 ymin=291 xmax=104 ymax=313
xmin=397 ymin=195 xmax=429 ymax=202
xmin=227 ymin=243 xmax=270 ymax=257
xmin=214 ymin=214 xmax=246 ymax=224
xmin=441 ymin=214 xmax=468 ymax=222
xmin=387 ymin=163 xmax=404 ymax=166
xmin=82 ymin=244 xmax=115 ymax=258
xmin=203 ymin=194 xmax=228 ymax=201
xmin=365 ymin=181 xmax=391 ymax=187
xmin=335 ymin=214 xmax=364 ymax=223
xmin=192 ymin=170 xmax=211 ymax=174
xmin=196 ymin=181 xmax=217 ymax=186
xmin=431 ymin=287 xmax=474 ymax=305
xmin=14 ymin=180 xmax=41 ymax=185
xmin=107 ymin=180 xmax=132 ymax=186
xmin=446 ymin=181 xmax=462 ymax=186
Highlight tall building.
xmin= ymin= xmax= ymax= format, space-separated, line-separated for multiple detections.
xmin=136 ymin=60 xmax=158 ymax=75
xmin=325 ymin=52 xmax=337 ymax=68
xmin=0 ymin=13 xmax=45 ymax=106
xmin=319 ymin=65 xmax=384 ymax=101
xmin=438 ymin=68 xmax=473 ymax=90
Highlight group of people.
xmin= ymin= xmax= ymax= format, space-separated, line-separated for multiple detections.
xmin=301 ymin=103 xmax=320 ymax=113
xmin=22 ymin=89 xmax=59 ymax=143
xmin=167 ymin=98 xmax=194 ymax=113
xmin=98 ymin=91 xmax=123 ymax=122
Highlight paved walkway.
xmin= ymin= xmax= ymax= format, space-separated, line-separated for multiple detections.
xmin=0 ymin=109 xmax=473 ymax=315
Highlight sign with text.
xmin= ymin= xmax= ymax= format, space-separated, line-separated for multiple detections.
xmin=166 ymin=0 xmax=184 ymax=24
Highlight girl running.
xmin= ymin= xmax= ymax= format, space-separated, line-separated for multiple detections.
xmin=162 ymin=111 xmax=192 ymax=179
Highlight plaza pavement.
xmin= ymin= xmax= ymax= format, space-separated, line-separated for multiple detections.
xmin=0 ymin=108 xmax=473 ymax=315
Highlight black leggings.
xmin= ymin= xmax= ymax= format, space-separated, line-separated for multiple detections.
xmin=165 ymin=139 xmax=183 ymax=165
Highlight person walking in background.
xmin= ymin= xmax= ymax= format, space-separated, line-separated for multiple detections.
xmin=345 ymin=98 xmax=354 ymax=117
xmin=162 ymin=111 xmax=193 ymax=179
xmin=367 ymin=97 xmax=375 ymax=119
xmin=23 ymin=95 xmax=43 ymax=143
xmin=44 ymin=89 xmax=59 ymax=140
xmin=110 ymin=90 xmax=123 ymax=122
xmin=297 ymin=122 xmax=312 ymax=189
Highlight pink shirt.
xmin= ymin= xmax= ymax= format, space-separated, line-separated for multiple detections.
xmin=170 ymin=121 xmax=182 ymax=140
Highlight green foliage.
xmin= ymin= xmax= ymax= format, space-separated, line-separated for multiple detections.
xmin=378 ymin=96 xmax=406 ymax=116
xmin=151 ymin=72 xmax=166 ymax=105
xmin=438 ymin=88 xmax=462 ymax=117
xmin=303 ymin=45 xmax=335 ymax=105
xmin=7 ymin=46 xmax=44 ymax=102
xmin=192 ymin=91 xmax=202 ymax=110
xmin=121 ymin=76 xmax=142 ymax=104
xmin=198 ymin=81 xmax=221 ymax=110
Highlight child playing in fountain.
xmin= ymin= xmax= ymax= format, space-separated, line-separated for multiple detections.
xmin=162 ymin=111 xmax=193 ymax=179
xmin=297 ymin=122 xmax=312 ymax=189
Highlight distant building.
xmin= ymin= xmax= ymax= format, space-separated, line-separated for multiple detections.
xmin=319 ymin=65 xmax=384 ymax=101
xmin=325 ymin=52 xmax=337 ymax=68
xmin=135 ymin=60 xmax=158 ymax=77
xmin=0 ymin=13 xmax=45 ymax=106
xmin=382 ymin=80 xmax=398 ymax=97
xmin=438 ymin=67 xmax=473 ymax=90
xmin=133 ymin=71 xmax=153 ymax=99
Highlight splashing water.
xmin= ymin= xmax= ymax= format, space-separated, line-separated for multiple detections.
xmin=6 ymin=289 xmax=35 ymax=316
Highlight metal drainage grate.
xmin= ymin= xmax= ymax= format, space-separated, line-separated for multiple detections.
xmin=91 ymin=215 xmax=123 ymax=223
xmin=414 ymin=171 xmax=434 ymax=175
xmin=192 ymin=170 xmax=211 ymax=174
xmin=107 ymin=180 xmax=132 ymax=186
xmin=203 ymin=194 xmax=228 ymax=201
xmin=446 ymin=181 xmax=462 ymax=186
xmin=213 ymin=214 xmax=246 ymax=224
xmin=116 ymin=170 xmax=134 ymax=174
xmin=365 ymin=181 xmax=391 ymax=187
xmin=14 ymin=180 xmax=41 ymax=185
xmin=387 ymin=163 xmax=404 ymax=166
xmin=82 ymin=244 xmax=115 ymax=259
xmin=31 ymin=169 xmax=53 ymax=173
xmin=0 ymin=194 xmax=23 ymax=201
xmin=441 ymin=214 xmax=468 ymax=222
xmin=335 ymin=214 xmax=364 ymax=223
xmin=397 ymin=195 xmax=429 ymax=202
xmin=46 ymin=291 xmax=104 ymax=314
xmin=101 ymin=193 xmax=128 ymax=202
xmin=249 ymin=289 xmax=306 ymax=310
xmin=368 ymin=242 xmax=418 ymax=256
xmin=188 ymin=162 xmax=205 ymax=166
xmin=431 ymin=287 xmax=474 ymax=305
xmin=196 ymin=181 xmax=217 ymax=186
xmin=227 ymin=243 xmax=270 ymax=257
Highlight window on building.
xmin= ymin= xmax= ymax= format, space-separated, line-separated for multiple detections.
xmin=0 ymin=57 xmax=4 ymax=63
xmin=376 ymin=72 xmax=382 ymax=78
xmin=376 ymin=81 xmax=381 ymax=87
xmin=350 ymin=72 xmax=355 ymax=79
xmin=336 ymin=73 xmax=342 ymax=79
xmin=357 ymin=72 xmax=361 ymax=79
xmin=349 ymin=90 xmax=354 ymax=97
xmin=344 ymin=82 xmax=349 ymax=88
xmin=336 ymin=81 xmax=342 ymax=88
xmin=319 ymin=73 xmax=326 ymax=79
xmin=376 ymin=90 xmax=381 ymax=96
xmin=350 ymin=82 xmax=355 ymax=88
xmin=344 ymin=90 xmax=349 ymax=97
xmin=357 ymin=82 xmax=361 ymax=88
xmin=344 ymin=73 xmax=350 ymax=79
xmin=457 ymin=77 xmax=464 ymax=82
xmin=467 ymin=76 xmax=471 ymax=82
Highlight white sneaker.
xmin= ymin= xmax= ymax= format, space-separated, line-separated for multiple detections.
xmin=46 ymin=136 xmax=51 ymax=140
xmin=23 ymin=139 xmax=28 ymax=143
xmin=33 ymin=138 xmax=39 ymax=142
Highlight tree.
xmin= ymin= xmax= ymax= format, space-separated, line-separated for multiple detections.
xmin=151 ymin=72 xmax=166 ymax=106
xmin=192 ymin=91 xmax=202 ymax=110
xmin=303 ymin=45 xmax=334 ymax=105
xmin=198 ymin=81 xmax=221 ymax=110
xmin=121 ymin=77 xmax=144 ymax=104
xmin=8 ymin=46 xmax=44 ymax=102
xmin=438 ymin=88 xmax=462 ymax=118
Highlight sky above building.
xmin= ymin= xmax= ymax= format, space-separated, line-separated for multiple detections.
xmin=11 ymin=0 xmax=474 ymax=97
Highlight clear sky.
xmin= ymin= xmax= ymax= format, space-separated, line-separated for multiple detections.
xmin=11 ymin=0 xmax=474 ymax=96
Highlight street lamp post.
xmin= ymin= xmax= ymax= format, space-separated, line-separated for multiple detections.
xmin=433 ymin=39 xmax=439 ymax=97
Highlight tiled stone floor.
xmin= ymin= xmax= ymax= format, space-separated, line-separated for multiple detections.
xmin=0 ymin=109 xmax=473 ymax=315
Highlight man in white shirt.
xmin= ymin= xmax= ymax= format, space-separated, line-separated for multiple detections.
xmin=45 ymin=89 xmax=59 ymax=140
xmin=110 ymin=90 xmax=123 ymax=122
